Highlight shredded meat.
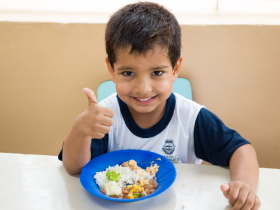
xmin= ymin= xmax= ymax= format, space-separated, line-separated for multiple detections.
xmin=146 ymin=164 xmax=159 ymax=176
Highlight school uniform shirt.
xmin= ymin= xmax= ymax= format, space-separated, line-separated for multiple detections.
xmin=58 ymin=93 xmax=250 ymax=166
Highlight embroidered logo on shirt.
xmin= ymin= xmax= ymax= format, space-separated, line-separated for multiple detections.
xmin=163 ymin=155 xmax=181 ymax=163
xmin=162 ymin=140 xmax=176 ymax=155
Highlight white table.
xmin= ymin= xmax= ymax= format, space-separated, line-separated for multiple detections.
xmin=0 ymin=153 xmax=279 ymax=210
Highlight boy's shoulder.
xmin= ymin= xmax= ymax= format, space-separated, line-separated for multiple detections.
xmin=173 ymin=92 xmax=205 ymax=110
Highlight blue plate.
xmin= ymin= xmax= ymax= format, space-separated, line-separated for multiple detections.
xmin=80 ymin=149 xmax=177 ymax=202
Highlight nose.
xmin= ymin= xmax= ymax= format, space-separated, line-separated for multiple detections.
xmin=134 ymin=76 xmax=152 ymax=94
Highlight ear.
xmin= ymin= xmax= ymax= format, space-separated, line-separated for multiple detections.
xmin=105 ymin=57 xmax=116 ymax=83
xmin=172 ymin=56 xmax=183 ymax=82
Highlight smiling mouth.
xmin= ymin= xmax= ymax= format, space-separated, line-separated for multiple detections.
xmin=132 ymin=95 xmax=157 ymax=103
xmin=136 ymin=97 xmax=153 ymax=101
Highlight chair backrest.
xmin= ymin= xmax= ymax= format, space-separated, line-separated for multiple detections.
xmin=97 ymin=77 xmax=192 ymax=102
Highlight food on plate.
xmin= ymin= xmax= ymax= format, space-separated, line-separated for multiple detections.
xmin=94 ymin=160 xmax=159 ymax=199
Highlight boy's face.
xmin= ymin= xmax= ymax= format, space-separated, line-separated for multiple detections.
xmin=106 ymin=45 xmax=182 ymax=116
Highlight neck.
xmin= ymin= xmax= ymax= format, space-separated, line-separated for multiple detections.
xmin=127 ymin=102 xmax=166 ymax=129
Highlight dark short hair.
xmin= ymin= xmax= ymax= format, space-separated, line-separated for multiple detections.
xmin=105 ymin=2 xmax=181 ymax=69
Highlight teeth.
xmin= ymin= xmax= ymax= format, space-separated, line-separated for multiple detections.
xmin=136 ymin=97 xmax=152 ymax=101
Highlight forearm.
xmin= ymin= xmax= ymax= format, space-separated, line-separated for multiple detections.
xmin=62 ymin=116 xmax=92 ymax=175
xmin=229 ymin=144 xmax=259 ymax=190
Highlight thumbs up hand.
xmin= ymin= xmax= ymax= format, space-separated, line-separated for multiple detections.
xmin=78 ymin=88 xmax=114 ymax=139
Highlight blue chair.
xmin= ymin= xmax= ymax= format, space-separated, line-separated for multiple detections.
xmin=97 ymin=77 xmax=192 ymax=102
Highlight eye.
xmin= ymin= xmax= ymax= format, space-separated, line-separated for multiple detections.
xmin=122 ymin=71 xmax=134 ymax=77
xmin=152 ymin=71 xmax=163 ymax=76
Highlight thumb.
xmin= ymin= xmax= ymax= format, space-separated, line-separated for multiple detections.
xmin=220 ymin=183 xmax=230 ymax=199
xmin=83 ymin=88 xmax=98 ymax=105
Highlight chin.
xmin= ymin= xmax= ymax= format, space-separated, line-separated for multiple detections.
xmin=135 ymin=108 xmax=155 ymax=114
xmin=128 ymin=104 xmax=156 ymax=114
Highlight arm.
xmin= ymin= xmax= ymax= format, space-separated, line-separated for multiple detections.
xmin=62 ymin=116 xmax=92 ymax=175
xmin=62 ymin=88 xmax=114 ymax=175
xmin=229 ymin=144 xmax=259 ymax=190
xmin=221 ymin=144 xmax=261 ymax=210
xmin=193 ymin=108 xmax=261 ymax=209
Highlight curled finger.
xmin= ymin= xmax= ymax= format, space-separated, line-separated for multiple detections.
xmin=232 ymin=187 xmax=248 ymax=210
xmin=228 ymin=183 xmax=241 ymax=206
xmin=240 ymin=192 xmax=255 ymax=210
xmin=251 ymin=196 xmax=261 ymax=210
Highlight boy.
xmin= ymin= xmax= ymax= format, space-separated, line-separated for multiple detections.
xmin=59 ymin=2 xmax=260 ymax=209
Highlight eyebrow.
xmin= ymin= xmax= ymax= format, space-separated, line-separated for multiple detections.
xmin=116 ymin=65 xmax=169 ymax=71
xmin=116 ymin=66 xmax=134 ymax=71
xmin=150 ymin=65 xmax=169 ymax=70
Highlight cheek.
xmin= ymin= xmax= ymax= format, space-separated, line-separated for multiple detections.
xmin=116 ymin=81 xmax=132 ymax=95
xmin=154 ymin=80 xmax=173 ymax=93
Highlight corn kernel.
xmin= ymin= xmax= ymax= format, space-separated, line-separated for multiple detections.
xmin=141 ymin=181 xmax=145 ymax=186
xmin=127 ymin=185 xmax=133 ymax=189
xmin=132 ymin=184 xmax=140 ymax=192
xmin=134 ymin=194 xmax=139 ymax=198
xmin=141 ymin=187 xmax=144 ymax=192
xmin=130 ymin=189 xmax=133 ymax=193
xmin=127 ymin=193 xmax=134 ymax=199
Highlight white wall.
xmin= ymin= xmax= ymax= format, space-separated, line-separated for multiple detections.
xmin=0 ymin=0 xmax=280 ymax=24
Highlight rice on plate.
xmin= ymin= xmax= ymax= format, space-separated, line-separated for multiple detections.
xmin=94 ymin=160 xmax=159 ymax=199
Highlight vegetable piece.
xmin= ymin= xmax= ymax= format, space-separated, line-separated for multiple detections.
xmin=106 ymin=170 xmax=121 ymax=182
xmin=133 ymin=184 xmax=140 ymax=192
xmin=127 ymin=193 xmax=134 ymax=199
xmin=134 ymin=193 xmax=143 ymax=198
